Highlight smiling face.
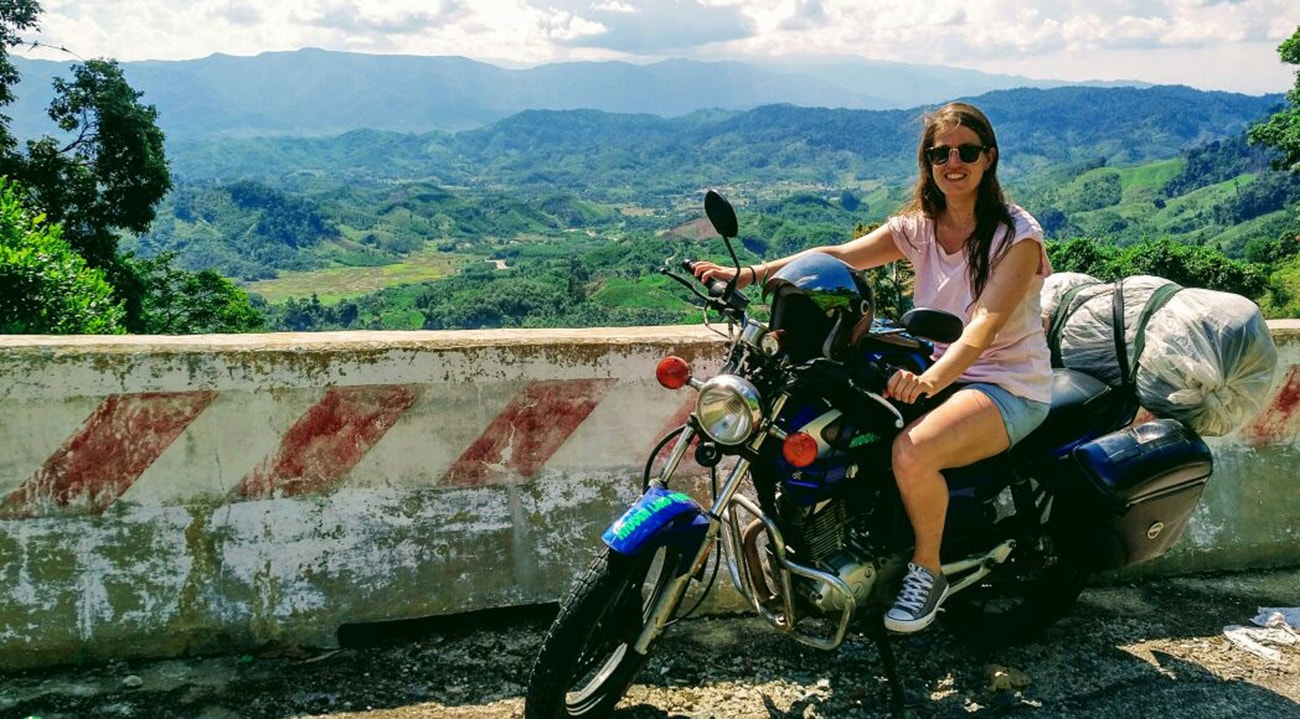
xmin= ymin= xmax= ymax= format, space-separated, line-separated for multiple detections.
xmin=927 ymin=124 xmax=995 ymax=203
xmin=908 ymin=102 xmax=1006 ymax=220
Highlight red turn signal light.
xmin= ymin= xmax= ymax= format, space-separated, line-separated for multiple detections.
xmin=782 ymin=432 xmax=820 ymax=468
xmin=656 ymin=356 xmax=692 ymax=390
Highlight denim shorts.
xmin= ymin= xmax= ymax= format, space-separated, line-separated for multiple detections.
xmin=964 ymin=382 xmax=1051 ymax=447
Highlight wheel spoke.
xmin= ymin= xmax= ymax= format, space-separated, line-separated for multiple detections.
xmin=565 ymin=550 xmax=671 ymax=707
xmin=526 ymin=545 xmax=693 ymax=718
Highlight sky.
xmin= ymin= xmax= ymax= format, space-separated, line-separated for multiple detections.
xmin=19 ymin=0 xmax=1300 ymax=95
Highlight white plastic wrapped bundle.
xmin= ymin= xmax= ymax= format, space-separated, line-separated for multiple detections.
xmin=1045 ymin=274 xmax=1180 ymax=388
xmin=1040 ymin=272 xmax=1100 ymax=321
xmin=1138 ymin=289 xmax=1277 ymax=436
xmin=1042 ymin=274 xmax=1278 ymax=436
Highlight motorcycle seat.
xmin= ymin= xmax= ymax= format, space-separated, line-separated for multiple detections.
xmin=1014 ymin=369 xmax=1135 ymax=457
xmin=945 ymin=369 xmax=1132 ymax=492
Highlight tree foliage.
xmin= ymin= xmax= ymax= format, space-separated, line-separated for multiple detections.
xmin=130 ymin=252 xmax=264 ymax=334
xmin=0 ymin=179 xmax=124 ymax=333
xmin=6 ymin=59 xmax=171 ymax=268
xmin=1059 ymin=169 xmax=1123 ymax=213
xmin=0 ymin=0 xmax=37 ymax=154
xmin=0 ymin=1 xmax=265 ymax=335
xmin=1248 ymin=26 xmax=1300 ymax=170
xmin=1163 ymin=135 xmax=1276 ymax=197
xmin=1048 ymin=237 xmax=1270 ymax=298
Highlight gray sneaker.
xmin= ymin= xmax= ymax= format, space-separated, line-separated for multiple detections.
xmin=884 ymin=562 xmax=950 ymax=633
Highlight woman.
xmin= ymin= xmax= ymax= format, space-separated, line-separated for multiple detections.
xmin=693 ymin=102 xmax=1053 ymax=634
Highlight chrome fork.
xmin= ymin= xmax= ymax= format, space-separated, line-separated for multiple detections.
xmin=632 ymin=444 xmax=751 ymax=654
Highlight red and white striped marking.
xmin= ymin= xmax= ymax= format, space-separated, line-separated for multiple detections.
xmin=5 ymin=356 xmax=1297 ymax=520
xmin=234 ymin=385 xmax=424 ymax=500
xmin=1242 ymin=366 xmax=1300 ymax=447
xmin=438 ymin=379 xmax=617 ymax=487
xmin=0 ymin=392 xmax=216 ymax=519
xmin=0 ymin=379 xmax=637 ymax=518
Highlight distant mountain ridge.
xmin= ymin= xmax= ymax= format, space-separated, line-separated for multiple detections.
xmin=11 ymin=48 xmax=1149 ymax=139
xmin=124 ymin=82 xmax=1289 ymax=298
xmin=164 ymin=85 xmax=1281 ymax=191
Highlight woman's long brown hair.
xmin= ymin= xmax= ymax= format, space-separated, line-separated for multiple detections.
xmin=900 ymin=102 xmax=1014 ymax=303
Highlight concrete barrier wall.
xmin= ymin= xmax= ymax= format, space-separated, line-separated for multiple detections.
xmin=1 ymin=323 xmax=1297 ymax=670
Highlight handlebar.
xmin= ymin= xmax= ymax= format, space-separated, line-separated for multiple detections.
xmin=790 ymin=359 xmax=905 ymax=429
xmin=661 ymin=258 xmax=750 ymax=317
xmin=679 ymin=259 xmax=734 ymax=298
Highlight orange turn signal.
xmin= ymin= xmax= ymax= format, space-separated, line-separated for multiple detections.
xmin=782 ymin=432 xmax=820 ymax=468
xmin=656 ymin=356 xmax=692 ymax=390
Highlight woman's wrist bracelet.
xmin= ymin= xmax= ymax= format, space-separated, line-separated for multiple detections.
xmin=748 ymin=266 xmax=758 ymax=284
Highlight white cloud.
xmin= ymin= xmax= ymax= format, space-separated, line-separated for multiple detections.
xmin=224 ymin=2 xmax=262 ymax=28
xmin=546 ymin=0 xmax=756 ymax=54
xmin=541 ymin=10 xmax=609 ymax=44
xmin=778 ymin=0 xmax=829 ymax=32
xmin=19 ymin=0 xmax=1300 ymax=92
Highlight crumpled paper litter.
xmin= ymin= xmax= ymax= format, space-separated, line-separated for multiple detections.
xmin=1222 ymin=607 xmax=1300 ymax=662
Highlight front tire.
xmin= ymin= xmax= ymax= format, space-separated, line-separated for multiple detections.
xmin=525 ymin=545 xmax=685 ymax=718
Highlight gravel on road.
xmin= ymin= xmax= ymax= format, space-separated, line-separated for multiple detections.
xmin=4 ymin=569 xmax=1298 ymax=719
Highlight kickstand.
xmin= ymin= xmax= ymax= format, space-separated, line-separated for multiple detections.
xmin=866 ymin=619 xmax=908 ymax=719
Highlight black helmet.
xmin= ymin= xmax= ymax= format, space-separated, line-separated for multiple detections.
xmin=763 ymin=252 xmax=874 ymax=362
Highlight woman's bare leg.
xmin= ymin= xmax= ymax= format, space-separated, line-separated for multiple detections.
xmin=891 ymin=388 xmax=1011 ymax=571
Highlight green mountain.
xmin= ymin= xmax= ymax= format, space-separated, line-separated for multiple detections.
xmin=114 ymin=83 xmax=1300 ymax=329
xmin=11 ymin=49 xmax=1150 ymax=139
xmin=164 ymin=85 xmax=1280 ymax=193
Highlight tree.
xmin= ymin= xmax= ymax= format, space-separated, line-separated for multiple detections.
xmin=0 ymin=2 xmax=264 ymax=334
xmin=1248 ymin=26 xmax=1300 ymax=170
xmin=839 ymin=189 xmax=862 ymax=212
xmin=851 ymin=221 xmax=914 ymax=320
xmin=1114 ymin=240 xmax=1269 ymax=298
xmin=0 ymin=0 xmax=38 ymax=156
xmin=1038 ymin=207 xmax=1068 ymax=236
xmin=7 ymin=58 xmax=172 ymax=331
xmin=0 ymin=179 xmax=124 ymax=333
xmin=1050 ymin=237 xmax=1269 ymax=299
xmin=1047 ymin=237 xmax=1120 ymax=278
xmin=132 ymin=252 xmax=264 ymax=334
xmin=1061 ymin=169 xmax=1122 ymax=213
xmin=15 ymin=59 xmax=171 ymax=267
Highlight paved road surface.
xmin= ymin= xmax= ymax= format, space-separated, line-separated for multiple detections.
xmin=4 ymin=569 xmax=1298 ymax=718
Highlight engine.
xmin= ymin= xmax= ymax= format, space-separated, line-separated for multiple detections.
xmin=781 ymin=496 xmax=878 ymax=612
xmin=747 ymin=400 xmax=893 ymax=616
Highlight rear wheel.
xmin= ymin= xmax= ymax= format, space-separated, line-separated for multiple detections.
xmin=525 ymin=545 xmax=686 ymax=718
xmin=942 ymin=510 xmax=1090 ymax=649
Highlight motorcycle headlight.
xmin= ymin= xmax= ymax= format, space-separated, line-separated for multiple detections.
xmin=695 ymin=375 xmax=763 ymax=445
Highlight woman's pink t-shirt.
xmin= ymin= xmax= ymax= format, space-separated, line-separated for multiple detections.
xmin=887 ymin=205 xmax=1053 ymax=403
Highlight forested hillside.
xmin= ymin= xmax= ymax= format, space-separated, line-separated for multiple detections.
xmin=5 ymin=1 xmax=1297 ymax=338
xmin=164 ymin=86 xmax=1278 ymax=190
xmin=114 ymin=82 xmax=1300 ymax=331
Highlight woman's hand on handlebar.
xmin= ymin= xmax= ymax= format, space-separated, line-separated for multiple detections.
xmin=885 ymin=368 xmax=938 ymax=405
xmin=691 ymin=261 xmax=750 ymax=289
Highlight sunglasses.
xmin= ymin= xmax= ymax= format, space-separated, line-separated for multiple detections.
xmin=926 ymin=143 xmax=987 ymax=165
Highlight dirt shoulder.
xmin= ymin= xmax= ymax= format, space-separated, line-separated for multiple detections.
xmin=4 ymin=569 xmax=1298 ymax=719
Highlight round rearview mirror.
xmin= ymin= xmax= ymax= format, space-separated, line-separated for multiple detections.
xmin=705 ymin=189 xmax=738 ymax=239
xmin=900 ymin=308 xmax=963 ymax=344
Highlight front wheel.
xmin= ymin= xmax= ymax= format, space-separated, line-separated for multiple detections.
xmin=525 ymin=545 xmax=687 ymax=718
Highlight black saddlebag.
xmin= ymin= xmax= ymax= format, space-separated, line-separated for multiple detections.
xmin=1065 ymin=418 xmax=1213 ymax=570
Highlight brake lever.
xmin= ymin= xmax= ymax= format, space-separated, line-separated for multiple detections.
xmin=795 ymin=359 xmax=905 ymax=429
xmin=659 ymin=266 xmax=714 ymax=305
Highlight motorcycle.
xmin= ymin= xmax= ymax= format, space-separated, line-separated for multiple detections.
xmin=523 ymin=190 xmax=1215 ymax=718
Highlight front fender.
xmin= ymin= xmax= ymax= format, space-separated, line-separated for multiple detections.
xmin=602 ymin=486 xmax=710 ymax=557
